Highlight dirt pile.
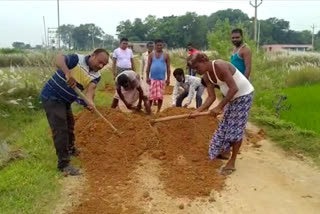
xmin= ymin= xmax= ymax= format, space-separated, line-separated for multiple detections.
xmin=71 ymin=108 xmax=225 ymax=213
xmin=164 ymin=85 xmax=174 ymax=95
xmin=152 ymin=108 xmax=225 ymax=198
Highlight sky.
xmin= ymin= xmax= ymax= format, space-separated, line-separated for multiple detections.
xmin=0 ymin=0 xmax=319 ymax=47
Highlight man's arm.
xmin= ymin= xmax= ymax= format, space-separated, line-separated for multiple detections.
xmin=116 ymin=86 xmax=132 ymax=109
xmin=112 ymin=58 xmax=117 ymax=79
xmin=136 ymin=86 xmax=143 ymax=107
xmin=85 ymin=82 xmax=97 ymax=108
xmin=242 ymin=47 xmax=252 ymax=79
xmin=131 ymin=58 xmax=135 ymax=71
xmin=165 ymin=53 xmax=171 ymax=86
xmin=172 ymin=82 xmax=180 ymax=106
xmin=215 ymin=63 xmax=238 ymax=110
xmin=195 ymin=74 xmax=216 ymax=112
xmin=185 ymin=83 xmax=197 ymax=107
xmin=55 ymin=54 xmax=77 ymax=88
xmin=146 ymin=53 xmax=153 ymax=84
xmin=140 ymin=55 xmax=145 ymax=79
xmin=137 ymin=86 xmax=151 ymax=114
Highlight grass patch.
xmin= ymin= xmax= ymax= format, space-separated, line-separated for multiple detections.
xmin=280 ymin=84 xmax=320 ymax=134
xmin=251 ymin=106 xmax=320 ymax=166
xmin=0 ymin=66 xmax=114 ymax=213
xmin=0 ymin=111 xmax=62 ymax=214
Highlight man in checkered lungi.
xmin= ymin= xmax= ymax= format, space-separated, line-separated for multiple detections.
xmin=146 ymin=39 xmax=171 ymax=113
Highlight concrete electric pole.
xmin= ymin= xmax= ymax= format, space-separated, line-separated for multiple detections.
xmin=250 ymin=0 xmax=263 ymax=42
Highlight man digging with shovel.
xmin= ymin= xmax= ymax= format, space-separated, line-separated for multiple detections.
xmin=40 ymin=49 xmax=109 ymax=176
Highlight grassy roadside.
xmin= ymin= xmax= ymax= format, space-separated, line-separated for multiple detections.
xmin=0 ymin=71 xmax=114 ymax=214
xmin=0 ymin=111 xmax=61 ymax=214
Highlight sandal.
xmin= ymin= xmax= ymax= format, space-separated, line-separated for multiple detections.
xmin=220 ymin=167 xmax=236 ymax=176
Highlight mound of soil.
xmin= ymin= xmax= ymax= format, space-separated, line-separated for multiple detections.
xmin=71 ymin=107 xmax=225 ymax=213
xmin=164 ymin=85 xmax=174 ymax=95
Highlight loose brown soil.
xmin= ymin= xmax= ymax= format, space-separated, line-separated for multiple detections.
xmin=71 ymin=107 xmax=225 ymax=214
xmin=164 ymin=85 xmax=174 ymax=95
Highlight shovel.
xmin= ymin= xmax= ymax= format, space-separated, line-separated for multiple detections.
xmin=150 ymin=111 xmax=211 ymax=125
xmin=74 ymin=87 xmax=119 ymax=135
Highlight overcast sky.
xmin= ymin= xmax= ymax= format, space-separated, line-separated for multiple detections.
xmin=0 ymin=0 xmax=319 ymax=47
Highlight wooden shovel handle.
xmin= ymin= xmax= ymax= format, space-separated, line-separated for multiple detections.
xmin=152 ymin=111 xmax=210 ymax=124
xmin=74 ymin=87 xmax=118 ymax=133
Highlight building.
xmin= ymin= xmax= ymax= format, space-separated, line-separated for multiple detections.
xmin=128 ymin=41 xmax=167 ymax=53
xmin=262 ymin=44 xmax=313 ymax=52
xmin=128 ymin=42 xmax=149 ymax=53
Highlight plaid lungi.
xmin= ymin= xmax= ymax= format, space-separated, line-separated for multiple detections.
xmin=149 ymin=79 xmax=165 ymax=101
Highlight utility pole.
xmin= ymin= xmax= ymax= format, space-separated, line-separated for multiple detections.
xmin=43 ymin=16 xmax=47 ymax=47
xmin=311 ymin=24 xmax=316 ymax=50
xmin=57 ymin=0 xmax=61 ymax=49
xmin=257 ymin=20 xmax=261 ymax=52
xmin=250 ymin=0 xmax=263 ymax=42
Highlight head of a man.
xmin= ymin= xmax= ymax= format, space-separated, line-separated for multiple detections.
xmin=154 ymin=39 xmax=164 ymax=52
xmin=120 ymin=38 xmax=129 ymax=50
xmin=173 ymin=68 xmax=185 ymax=83
xmin=146 ymin=42 xmax=154 ymax=53
xmin=117 ymin=73 xmax=132 ymax=91
xmin=187 ymin=43 xmax=194 ymax=52
xmin=88 ymin=48 xmax=109 ymax=72
xmin=187 ymin=53 xmax=210 ymax=75
xmin=231 ymin=28 xmax=243 ymax=47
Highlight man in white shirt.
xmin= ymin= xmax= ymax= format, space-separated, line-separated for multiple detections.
xmin=112 ymin=38 xmax=135 ymax=78
xmin=140 ymin=42 xmax=154 ymax=97
xmin=141 ymin=42 xmax=154 ymax=79
xmin=172 ymin=68 xmax=205 ymax=108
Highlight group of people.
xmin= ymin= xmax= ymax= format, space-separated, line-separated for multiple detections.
xmin=41 ymin=28 xmax=253 ymax=176
xmin=110 ymin=38 xmax=170 ymax=113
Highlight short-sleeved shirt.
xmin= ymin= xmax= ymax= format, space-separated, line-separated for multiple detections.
xmin=115 ymin=70 xmax=140 ymax=89
xmin=113 ymin=48 xmax=133 ymax=68
xmin=40 ymin=54 xmax=101 ymax=104
xmin=188 ymin=49 xmax=199 ymax=55
xmin=172 ymin=75 xmax=202 ymax=105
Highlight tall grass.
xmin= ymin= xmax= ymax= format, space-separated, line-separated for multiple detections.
xmin=286 ymin=66 xmax=320 ymax=87
xmin=0 ymin=48 xmax=24 ymax=54
xmin=0 ymin=51 xmax=56 ymax=67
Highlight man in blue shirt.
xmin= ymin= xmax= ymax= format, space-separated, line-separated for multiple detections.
xmin=41 ymin=48 xmax=109 ymax=175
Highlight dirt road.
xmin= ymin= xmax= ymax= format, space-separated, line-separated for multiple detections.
xmin=54 ymin=68 xmax=320 ymax=214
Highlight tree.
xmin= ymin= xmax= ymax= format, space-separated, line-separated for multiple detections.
xmin=144 ymin=15 xmax=160 ymax=41
xmin=116 ymin=20 xmax=134 ymax=40
xmin=72 ymin=23 xmax=104 ymax=50
xmin=102 ymin=34 xmax=117 ymax=51
xmin=24 ymin=44 xmax=31 ymax=49
xmin=57 ymin=24 xmax=75 ymax=50
xmin=177 ymin=12 xmax=208 ymax=49
xmin=131 ymin=18 xmax=146 ymax=41
xmin=12 ymin=42 xmax=25 ymax=49
xmin=207 ymin=9 xmax=249 ymax=31
xmin=207 ymin=19 xmax=232 ymax=59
